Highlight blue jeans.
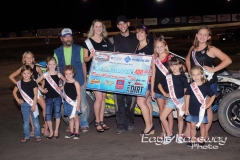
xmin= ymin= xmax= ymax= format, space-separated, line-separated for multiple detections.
xmin=79 ymin=85 xmax=89 ymax=128
xmin=45 ymin=96 xmax=62 ymax=121
xmin=210 ymin=82 xmax=218 ymax=96
xmin=21 ymin=102 xmax=40 ymax=139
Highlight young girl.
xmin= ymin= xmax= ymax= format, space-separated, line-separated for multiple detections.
xmin=185 ymin=25 xmax=232 ymax=139
xmin=151 ymin=38 xmax=174 ymax=139
xmin=9 ymin=51 xmax=48 ymax=136
xmin=135 ymin=25 xmax=154 ymax=136
xmin=159 ymin=57 xmax=188 ymax=145
xmin=36 ymin=56 xmax=65 ymax=140
xmin=63 ymin=65 xmax=81 ymax=139
xmin=185 ymin=66 xmax=216 ymax=147
xmin=13 ymin=65 xmax=41 ymax=143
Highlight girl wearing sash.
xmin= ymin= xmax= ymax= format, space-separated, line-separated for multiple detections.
xmin=185 ymin=66 xmax=215 ymax=147
xmin=9 ymin=51 xmax=48 ymax=137
xmin=159 ymin=57 xmax=188 ymax=144
xmin=12 ymin=65 xmax=41 ymax=143
xmin=82 ymin=19 xmax=110 ymax=132
xmin=63 ymin=65 xmax=81 ymax=139
xmin=151 ymin=38 xmax=174 ymax=140
xmin=135 ymin=25 xmax=155 ymax=136
xmin=185 ymin=25 xmax=232 ymax=139
xmin=36 ymin=57 xmax=66 ymax=139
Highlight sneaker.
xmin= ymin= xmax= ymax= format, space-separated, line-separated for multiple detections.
xmin=176 ymin=136 xmax=184 ymax=144
xmin=186 ymin=142 xmax=193 ymax=147
xmin=81 ymin=127 xmax=89 ymax=133
xmin=73 ymin=134 xmax=80 ymax=140
xmin=116 ymin=128 xmax=127 ymax=134
xmin=127 ymin=125 xmax=134 ymax=131
xmin=65 ymin=132 xmax=74 ymax=138
xmin=163 ymin=134 xmax=175 ymax=145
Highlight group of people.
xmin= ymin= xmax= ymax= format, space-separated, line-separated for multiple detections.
xmin=10 ymin=15 xmax=232 ymax=147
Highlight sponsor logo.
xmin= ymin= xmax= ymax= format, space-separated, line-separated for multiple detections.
xmin=110 ymin=56 xmax=123 ymax=61
xmin=132 ymin=58 xmax=150 ymax=62
xmin=115 ymin=80 xmax=125 ymax=89
xmin=126 ymin=81 xmax=144 ymax=94
xmin=104 ymin=80 xmax=114 ymax=86
xmin=95 ymin=54 xmax=109 ymax=61
xmin=124 ymin=56 xmax=131 ymax=63
xmin=90 ymin=79 xmax=101 ymax=84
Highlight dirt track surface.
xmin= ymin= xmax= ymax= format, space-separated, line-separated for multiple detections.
xmin=0 ymin=37 xmax=240 ymax=160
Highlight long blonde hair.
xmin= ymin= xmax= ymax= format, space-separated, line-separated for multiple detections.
xmin=22 ymin=51 xmax=35 ymax=64
xmin=87 ymin=19 xmax=108 ymax=38
xmin=193 ymin=25 xmax=212 ymax=51
xmin=46 ymin=56 xmax=57 ymax=71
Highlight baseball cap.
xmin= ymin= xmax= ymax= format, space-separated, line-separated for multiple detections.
xmin=61 ymin=28 xmax=72 ymax=37
xmin=116 ymin=15 xmax=128 ymax=24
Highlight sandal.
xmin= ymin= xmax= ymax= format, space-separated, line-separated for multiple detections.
xmin=30 ymin=131 xmax=34 ymax=137
xmin=21 ymin=138 xmax=30 ymax=143
xmin=100 ymin=121 xmax=109 ymax=130
xmin=44 ymin=130 xmax=50 ymax=137
xmin=157 ymin=132 xmax=166 ymax=140
xmin=94 ymin=122 xmax=104 ymax=133
xmin=35 ymin=138 xmax=42 ymax=142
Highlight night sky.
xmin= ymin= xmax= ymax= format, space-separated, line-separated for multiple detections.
xmin=1 ymin=0 xmax=239 ymax=32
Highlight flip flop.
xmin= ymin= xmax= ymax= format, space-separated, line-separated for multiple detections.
xmin=21 ymin=138 xmax=30 ymax=143
xmin=35 ymin=138 xmax=42 ymax=142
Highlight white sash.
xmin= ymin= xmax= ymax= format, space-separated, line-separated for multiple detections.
xmin=153 ymin=57 xmax=168 ymax=76
xmin=63 ymin=89 xmax=78 ymax=119
xmin=16 ymin=81 xmax=39 ymax=118
xmin=43 ymin=72 xmax=63 ymax=97
xmin=85 ymin=39 xmax=95 ymax=53
xmin=166 ymin=74 xmax=184 ymax=117
xmin=190 ymin=82 xmax=206 ymax=128
xmin=192 ymin=50 xmax=214 ymax=81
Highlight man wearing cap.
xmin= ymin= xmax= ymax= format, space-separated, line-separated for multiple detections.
xmin=112 ymin=15 xmax=139 ymax=134
xmin=53 ymin=28 xmax=90 ymax=133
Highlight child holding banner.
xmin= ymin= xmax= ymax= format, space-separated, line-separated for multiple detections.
xmin=62 ymin=65 xmax=81 ymax=139
xmin=151 ymin=38 xmax=174 ymax=140
xmin=12 ymin=65 xmax=41 ymax=143
xmin=185 ymin=66 xmax=215 ymax=147
xmin=36 ymin=57 xmax=66 ymax=140
xmin=158 ymin=57 xmax=188 ymax=144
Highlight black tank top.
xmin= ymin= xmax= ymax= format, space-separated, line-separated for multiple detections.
xmin=45 ymin=75 xmax=60 ymax=98
xmin=153 ymin=55 xmax=169 ymax=94
xmin=190 ymin=46 xmax=218 ymax=85
xmin=64 ymin=82 xmax=77 ymax=100
xmin=32 ymin=65 xmax=38 ymax=80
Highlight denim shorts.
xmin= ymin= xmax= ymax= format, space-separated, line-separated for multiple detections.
xmin=154 ymin=92 xmax=169 ymax=100
xmin=45 ymin=96 xmax=62 ymax=121
xmin=210 ymin=82 xmax=218 ymax=96
xmin=186 ymin=114 xmax=208 ymax=124
xmin=166 ymin=97 xmax=184 ymax=109
xmin=63 ymin=100 xmax=81 ymax=117
xmin=148 ymin=83 xmax=151 ymax=91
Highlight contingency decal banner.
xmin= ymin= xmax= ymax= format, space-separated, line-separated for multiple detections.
xmin=86 ymin=51 xmax=152 ymax=96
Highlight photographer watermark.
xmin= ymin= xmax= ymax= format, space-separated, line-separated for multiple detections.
xmin=141 ymin=134 xmax=227 ymax=149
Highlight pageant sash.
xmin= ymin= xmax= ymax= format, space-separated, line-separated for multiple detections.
xmin=43 ymin=72 xmax=63 ymax=97
xmin=16 ymin=81 xmax=39 ymax=118
xmin=190 ymin=82 xmax=206 ymax=128
xmin=166 ymin=74 xmax=184 ymax=116
xmin=85 ymin=39 xmax=95 ymax=53
xmin=153 ymin=57 xmax=168 ymax=76
xmin=192 ymin=50 xmax=214 ymax=81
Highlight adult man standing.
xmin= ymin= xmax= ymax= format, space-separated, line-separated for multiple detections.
xmin=53 ymin=28 xmax=89 ymax=133
xmin=112 ymin=15 xmax=139 ymax=134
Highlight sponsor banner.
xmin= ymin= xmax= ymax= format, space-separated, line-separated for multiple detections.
xmin=143 ymin=18 xmax=158 ymax=25
xmin=174 ymin=17 xmax=188 ymax=24
xmin=87 ymin=51 xmax=152 ymax=96
xmin=129 ymin=19 xmax=142 ymax=27
xmin=158 ymin=17 xmax=174 ymax=25
xmin=203 ymin=15 xmax=217 ymax=22
xmin=37 ymin=29 xmax=52 ymax=36
xmin=188 ymin=16 xmax=202 ymax=23
xmin=217 ymin=14 xmax=231 ymax=22
xmin=232 ymin=14 xmax=240 ymax=21
xmin=102 ymin=20 xmax=112 ymax=28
